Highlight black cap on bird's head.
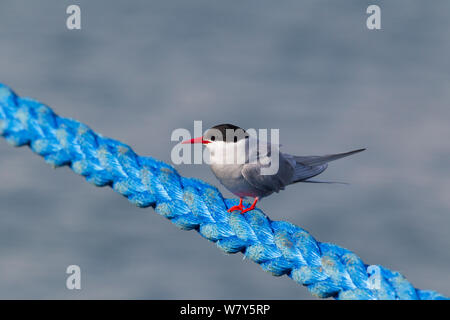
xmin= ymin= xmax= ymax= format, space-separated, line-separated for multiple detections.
xmin=182 ymin=124 xmax=249 ymax=145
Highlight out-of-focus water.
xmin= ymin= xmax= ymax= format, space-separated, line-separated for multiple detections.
xmin=0 ymin=0 xmax=449 ymax=298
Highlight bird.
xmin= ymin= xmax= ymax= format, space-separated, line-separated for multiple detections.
xmin=182 ymin=124 xmax=365 ymax=214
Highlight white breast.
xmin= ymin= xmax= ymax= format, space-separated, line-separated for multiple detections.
xmin=206 ymin=139 xmax=265 ymax=198
xmin=206 ymin=139 xmax=247 ymax=166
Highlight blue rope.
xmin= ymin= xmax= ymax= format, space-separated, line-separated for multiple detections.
xmin=0 ymin=84 xmax=447 ymax=300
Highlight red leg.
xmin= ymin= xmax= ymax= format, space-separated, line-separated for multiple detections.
xmin=240 ymin=197 xmax=259 ymax=214
xmin=227 ymin=198 xmax=244 ymax=213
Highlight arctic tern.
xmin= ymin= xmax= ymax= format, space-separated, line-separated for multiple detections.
xmin=182 ymin=124 xmax=365 ymax=214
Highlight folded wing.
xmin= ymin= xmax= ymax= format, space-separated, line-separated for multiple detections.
xmin=286 ymin=148 xmax=365 ymax=183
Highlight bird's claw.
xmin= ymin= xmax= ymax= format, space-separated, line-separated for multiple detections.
xmin=240 ymin=206 xmax=255 ymax=214
xmin=227 ymin=198 xmax=258 ymax=214
xmin=227 ymin=204 xmax=245 ymax=213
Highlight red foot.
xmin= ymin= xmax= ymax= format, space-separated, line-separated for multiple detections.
xmin=227 ymin=197 xmax=258 ymax=214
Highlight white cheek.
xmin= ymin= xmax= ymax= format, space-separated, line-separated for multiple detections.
xmin=207 ymin=141 xmax=247 ymax=164
xmin=206 ymin=142 xmax=224 ymax=163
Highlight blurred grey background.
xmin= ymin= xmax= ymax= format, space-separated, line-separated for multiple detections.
xmin=0 ymin=0 xmax=449 ymax=299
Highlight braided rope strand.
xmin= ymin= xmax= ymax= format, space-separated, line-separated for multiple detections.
xmin=0 ymin=84 xmax=447 ymax=300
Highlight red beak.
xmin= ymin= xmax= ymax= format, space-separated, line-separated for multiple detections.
xmin=181 ymin=136 xmax=211 ymax=144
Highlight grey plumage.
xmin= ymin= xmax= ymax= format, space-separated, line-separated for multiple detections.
xmin=288 ymin=148 xmax=366 ymax=183
xmin=206 ymin=130 xmax=365 ymax=199
xmin=182 ymin=123 xmax=365 ymax=202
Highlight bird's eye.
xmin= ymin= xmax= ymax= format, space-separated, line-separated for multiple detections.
xmin=211 ymin=136 xmax=215 ymax=141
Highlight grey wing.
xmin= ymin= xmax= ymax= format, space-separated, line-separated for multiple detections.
xmin=241 ymin=154 xmax=294 ymax=195
xmin=282 ymin=153 xmax=328 ymax=183
xmin=291 ymin=162 xmax=328 ymax=183
xmin=286 ymin=148 xmax=365 ymax=183
xmin=293 ymin=148 xmax=366 ymax=166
